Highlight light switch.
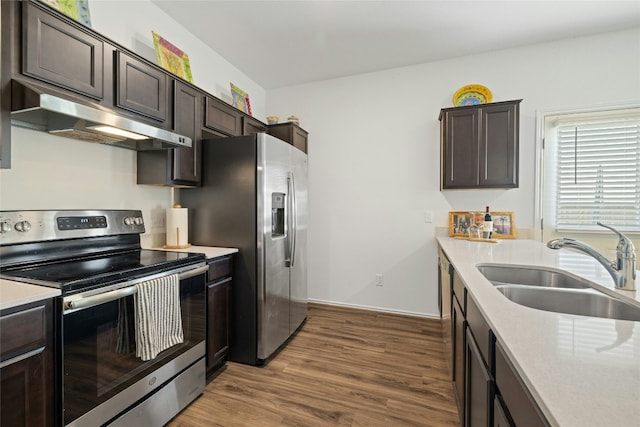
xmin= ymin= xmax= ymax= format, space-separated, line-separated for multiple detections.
xmin=424 ymin=211 xmax=433 ymax=223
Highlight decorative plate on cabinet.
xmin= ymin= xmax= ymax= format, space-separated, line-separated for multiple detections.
xmin=453 ymin=84 xmax=493 ymax=106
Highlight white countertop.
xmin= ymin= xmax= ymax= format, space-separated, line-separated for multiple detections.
xmin=149 ymin=245 xmax=238 ymax=260
xmin=437 ymin=237 xmax=640 ymax=427
xmin=0 ymin=279 xmax=61 ymax=311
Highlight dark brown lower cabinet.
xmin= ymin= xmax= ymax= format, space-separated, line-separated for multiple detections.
xmin=465 ymin=328 xmax=494 ymax=426
xmin=452 ymin=295 xmax=466 ymax=423
xmin=493 ymin=395 xmax=514 ymax=427
xmin=448 ymin=265 xmax=549 ymax=427
xmin=495 ymin=342 xmax=550 ymax=427
xmin=207 ymin=277 xmax=231 ymax=372
xmin=206 ymin=255 xmax=233 ymax=375
xmin=0 ymin=299 xmax=54 ymax=427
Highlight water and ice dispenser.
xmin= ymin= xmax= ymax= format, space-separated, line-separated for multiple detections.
xmin=271 ymin=192 xmax=285 ymax=237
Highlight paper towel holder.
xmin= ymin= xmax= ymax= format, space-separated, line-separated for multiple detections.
xmin=163 ymin=203 xmax=192 ymax=249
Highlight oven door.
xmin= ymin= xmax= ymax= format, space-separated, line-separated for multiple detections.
xmin=61 ymin=264 xmax=207 ymax=426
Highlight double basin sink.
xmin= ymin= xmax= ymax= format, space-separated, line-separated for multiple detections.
xmin=477 ymin=264 xmax=640 ymax=322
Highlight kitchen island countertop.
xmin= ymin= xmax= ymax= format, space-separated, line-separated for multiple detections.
xmin=437 ymin=236 xmax=640 ymax=427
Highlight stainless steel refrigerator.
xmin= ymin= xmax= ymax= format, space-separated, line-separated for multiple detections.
xmin=182 ymin=133 xmax=308 ymax=365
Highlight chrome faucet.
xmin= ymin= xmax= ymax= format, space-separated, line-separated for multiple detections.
xmin=547 ymin=223 xmax=637 ymax=291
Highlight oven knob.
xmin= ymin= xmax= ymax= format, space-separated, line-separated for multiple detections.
xmin=134 ymin=217 xmax=144 ymax=225
xmin=14 ymin=220 xmax=31 ymax=232
xmin=0 ymin=221 xmax=11 ymax=234
xmin=124 ymin=217 xmax=134 ymax=226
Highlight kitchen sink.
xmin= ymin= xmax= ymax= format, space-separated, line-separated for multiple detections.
xmin=495 ymin=285 xmax=640 ymax=321
xmin=477 ymin=264 xmax=592 ymax=289
xmin=477 ymin=264 xmax=640 ymax=321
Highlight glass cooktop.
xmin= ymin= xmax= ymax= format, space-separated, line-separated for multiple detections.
xmin=1 ymin=249 xmax=205 ymax=295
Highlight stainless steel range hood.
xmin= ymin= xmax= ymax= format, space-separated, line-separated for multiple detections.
xmin=10 ymin=80 xmax=191 ymax=150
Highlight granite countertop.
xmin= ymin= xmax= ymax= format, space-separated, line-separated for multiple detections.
xmin=437 ymin=237 xmax=640 ymax=427
xmin=0 ymin=279 xmax=61 ymax=311
xmin=149 ymin=245 xmax=239 ymax=260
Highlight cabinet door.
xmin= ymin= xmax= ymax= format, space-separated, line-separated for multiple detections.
xmin=207 ymin=277 xmax=231 ymax=373
xmin=115 ymin=51 xmax=169 ymax=123
xmin=204 ymin=96 xmax=241 ymax=136
xmin=465 ymin=329 xmax=493 ymax=427
xmin=22 ymin=1 xmax=103 ymax=99
xmin=452 ymin=296 xmax=466 ymax=422
xmin=1 ymin=0 xmax=9 ymax=169
xmin=291 ymin=126 xmax=308 ymax=153
xmin=494 ymin=395 xmax=515 ymax=427
xmin=442 ymin=108 xmax=480 ymax=188
xmin=172 ymin=81 xmax=201 ymax=184
xmin=242 ymin=116 xmax=266 ymax=135
xmin=495 ymin=342 xmax=549 ymax=427
xmin=0 ymin=300 xmax=54 ymax=427
xmin=0 ymin=351 xmax=52 ymax=427
xmin=479 ymin=102 xmax=519 ymax=187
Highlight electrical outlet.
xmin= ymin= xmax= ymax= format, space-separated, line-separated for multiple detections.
xmin=424 ymin=211 xmax=433 ymax=223
xmin=375 ymin=274 xmax=384 ymax=286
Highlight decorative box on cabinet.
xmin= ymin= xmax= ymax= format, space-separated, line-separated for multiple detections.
xmin=206 ymin=255 xmax=233 ymax=375
xmin=267 ymin=122 xmax=308 ymax=153
xmin=440 ymin=99 xmax=521 ymax=189
xmin=0 ymin=299 xmax=54 ymax=427
xmin=137 ymin=80 xmax=202 ymax=186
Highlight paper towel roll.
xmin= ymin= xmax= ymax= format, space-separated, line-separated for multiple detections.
xmin=165 ymin=207 xmax=189 ymax=248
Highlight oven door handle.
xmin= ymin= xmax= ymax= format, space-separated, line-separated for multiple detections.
xmin=63 ymin=265 xmax=208 ymax=313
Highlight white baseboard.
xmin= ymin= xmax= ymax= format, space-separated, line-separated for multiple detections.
xmin=308 ymin=298 xmax=440 ymax=320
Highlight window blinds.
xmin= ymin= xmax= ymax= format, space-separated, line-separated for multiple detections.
xmin=555 ymin=116 xmax=640 ymax=231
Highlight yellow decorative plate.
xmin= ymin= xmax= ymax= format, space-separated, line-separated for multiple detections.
xmin=453 ymin=84 xmax=493 ymax=107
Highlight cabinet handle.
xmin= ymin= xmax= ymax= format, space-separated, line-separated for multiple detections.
xmin=0 ymin=346 xmax=45 ymax=369
xmin=207 ymin=277 xmax=233 ymax=287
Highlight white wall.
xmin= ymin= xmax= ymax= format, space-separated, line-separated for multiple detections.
xmin=90 ymin=0 xmax=265 ymax=118
xmin=266 ymin=28 xmax=640 ymax=317
xmin=0 ymin=0 xmax=264 ymax=246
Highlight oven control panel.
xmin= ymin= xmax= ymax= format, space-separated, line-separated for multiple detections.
xmin=0 ymin=210 xmax=145 ymax=245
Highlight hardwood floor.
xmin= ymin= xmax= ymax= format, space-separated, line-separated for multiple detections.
xmin=168 ymin=303 xmax=460 ymax=427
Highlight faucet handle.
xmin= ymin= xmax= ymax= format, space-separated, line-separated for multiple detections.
xmin=596 ymin=222 xmax=636 ymax=255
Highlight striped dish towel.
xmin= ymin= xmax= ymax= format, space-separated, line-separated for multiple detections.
xmin=134 ymin=274 xmax=184 ymax=361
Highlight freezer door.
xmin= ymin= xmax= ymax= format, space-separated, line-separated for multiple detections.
xmin=257 ymin=134 xmax=293 ymax=360
xmin=289 ymin=146 xmax=308 ymax=333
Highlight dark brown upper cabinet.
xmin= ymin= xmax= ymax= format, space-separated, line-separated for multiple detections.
xmin=115 ymin=51 xmax=169 ymax=125
xmin=440 ymin=100 xmax=521 ymax=189
xmin=137 ymin=80 xmax=202 ymax=187
xmin=21 ymin=0 xmax=103 ymax=100
xmin=204 ymin=95 xmax=242 ymax=136
xmin=267 ymin=122 xmax=309 ymax=153
xmin=242 ymin=116 xmax=266 ymax=135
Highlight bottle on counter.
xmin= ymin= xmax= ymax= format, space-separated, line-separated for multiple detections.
xmin=483 ymin=206 xmax=493 ymax=239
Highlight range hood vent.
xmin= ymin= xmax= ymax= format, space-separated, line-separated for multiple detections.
xmin=10 ymin=79 xmax=191 ymax=150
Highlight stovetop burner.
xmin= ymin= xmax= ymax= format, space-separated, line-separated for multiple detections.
xmin=0 ymin=209 xmax=205 ymax=295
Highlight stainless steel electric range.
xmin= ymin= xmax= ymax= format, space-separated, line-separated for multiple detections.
xmin=0 ymin=210 xmax=207 ymax=426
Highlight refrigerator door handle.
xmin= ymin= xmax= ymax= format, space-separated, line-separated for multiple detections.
xmin=290 ymin=171 xmax=297 ymax=267
xmin=285 ymin=175 xmax=293 ymax=267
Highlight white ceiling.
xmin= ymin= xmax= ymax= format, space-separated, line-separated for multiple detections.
xmin=151 ymin=1 xmax=640 ymax=89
